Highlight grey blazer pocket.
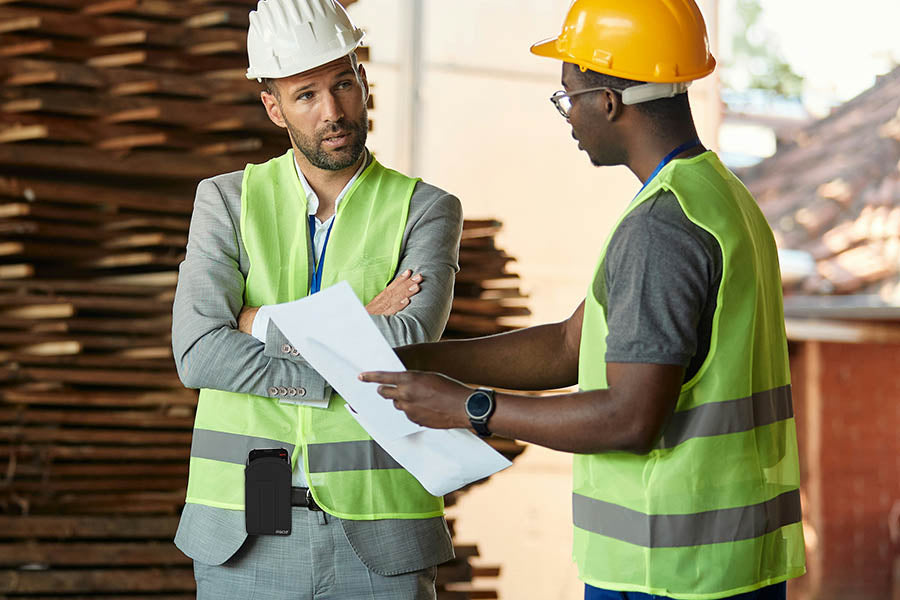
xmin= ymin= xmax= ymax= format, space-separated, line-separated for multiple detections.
xmin=339 ymin=516 xmax=454 ymax=576
xmin=174 ymin=502 xmax=248 ymax=566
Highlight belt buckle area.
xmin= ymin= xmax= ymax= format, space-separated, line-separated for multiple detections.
xmin=305 ymin=488 xmax=321 ymax=511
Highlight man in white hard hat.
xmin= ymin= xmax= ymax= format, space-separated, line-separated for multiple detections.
xmin=170 ymin=0 xmax=461 ymax=597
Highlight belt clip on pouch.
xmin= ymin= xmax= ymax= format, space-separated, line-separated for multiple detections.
xmin=245 ymin=448 xmax=292 ymax=535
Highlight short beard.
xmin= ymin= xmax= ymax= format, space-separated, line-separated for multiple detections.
xmin=285 ymin=109 xmax=368 ymax=171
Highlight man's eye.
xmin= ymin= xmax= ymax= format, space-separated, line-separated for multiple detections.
xmin=298 ymin=92 xmax=314 ymax=101
xmin=336 ymin=81 xmax=352 ymax=90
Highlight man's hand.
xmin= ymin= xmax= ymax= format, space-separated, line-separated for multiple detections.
xmin=359 ymin=370 xmax=472 ymax=430
xmin=238 ymin=305 xmax=259 ymax=335
xmin=365 ymin=269 xmax=423 ymax=316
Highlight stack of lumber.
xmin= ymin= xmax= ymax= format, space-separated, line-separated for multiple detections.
xmin=446 ymin=219 xmax=531 ymax=338
xmin=0 ymin=1 xmax=527 ymax=597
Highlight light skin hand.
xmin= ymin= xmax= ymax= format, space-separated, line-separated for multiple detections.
xmin=365 ymin=269 xmax=423 ymax=316
xmin=236 ymin=270 xmax=423 ymax=334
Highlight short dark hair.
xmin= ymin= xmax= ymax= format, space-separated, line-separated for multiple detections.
xmin=576 ymin=68 xmax=691 ymax=128
xmin=261 ymin=77 xmax=279 ymax=99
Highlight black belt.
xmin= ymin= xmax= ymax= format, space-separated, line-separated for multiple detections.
xmin=290 ymin=487 xmax=321 ymax=510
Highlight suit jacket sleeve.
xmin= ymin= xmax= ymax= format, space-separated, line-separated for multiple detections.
xmin=171 ymin=175 xmax=328 ymax=400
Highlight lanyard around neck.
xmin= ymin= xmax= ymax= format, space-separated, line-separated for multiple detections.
xmin=308 ymin=214 xmax=336 ymax=295
xmin=636 ymin=138 xmax=702 ymax=197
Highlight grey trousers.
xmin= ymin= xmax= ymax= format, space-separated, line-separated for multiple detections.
xmin=193 ymin=508 xmax=437 ymax=600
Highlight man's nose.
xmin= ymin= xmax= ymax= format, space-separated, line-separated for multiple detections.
xmin=319 ymin=91 xmax=344 ymax=123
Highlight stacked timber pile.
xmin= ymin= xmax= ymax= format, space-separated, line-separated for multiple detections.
xmin=445 ymin=219 xmax=531 ymax=338
xmin=0 ymin=2 xmax=527 ymax=597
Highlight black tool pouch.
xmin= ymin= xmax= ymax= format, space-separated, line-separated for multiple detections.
xmin=245 ymin=449 xmax=292 ymax=535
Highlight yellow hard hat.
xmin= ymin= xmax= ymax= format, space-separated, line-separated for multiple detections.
xmin=531 ymin=0 xmax=716 ymax=84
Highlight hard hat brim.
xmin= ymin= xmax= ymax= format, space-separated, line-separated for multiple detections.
xmin=530 ymin=37 xmax=567 ymax=63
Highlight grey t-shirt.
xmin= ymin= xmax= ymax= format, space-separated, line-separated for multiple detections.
xmin=594 ymin=190 xmax=723 ymax=381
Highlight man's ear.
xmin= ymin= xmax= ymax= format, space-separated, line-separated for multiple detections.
xmin=357 ymin=63 xmax=370 ymax=104
xmin=261 ymin=90 xmax=287 ymax=129
xmin=601 ymin=88 xmax=623 ymax=122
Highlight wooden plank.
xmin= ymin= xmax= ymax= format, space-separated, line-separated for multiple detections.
xmin=1 ymin=57 xmax=260 ymax=100
xmin=93 ymin=23 xmax=245 ymax=51
xmin=0 ymin=201 xmax=112 ymax=223
xmin=0 ymin=218 xmax=114 ymax=241
xmin=0 ymin=389 xmax=196 ymax=407
xmin=0 ymin=567 xmax=195 ymax=592
xmin=0 ymin=34 xmax=110 ymax=60
xmin=21 ymin=463 xmax=189 ymax=477
xmin=83 ymin=0 xmax=215 ymax=19
xmin=0 ymin=541 xmax=189 ymax=566
xmin=6 ymin=477 xmax=191 ymax=492
xmin=0 ymin=515 xmax=179 ymax=538
xmin=0 ymin=340 xmax=80 ymax=357
xmin=4 ymin=366 xmax=182 ymax=388
xmin=0 ymin=444 xmax=189 ymax=460
xmin=0 ymin=331 xmax=170 ymax=352
xmin=87 ymin=48 xmax=239 ymax=72
xmin=183 ymin=8 xmax=248 ymax=29
xmin=0 ymin=0 xmax=90 ymax=8
xmin=0 ymin=5 xmax=148 ymax=37
xmin=0 ymin=176 xmax=193 ymax=214
xmin=0 ymin=263 xmax=32 ymax=278
xmin=1 ymin=425 xmax=191 ymax=444
xmin=0 ymin=408 xmax=192 ymax=428
xmin=0 ymin=142 xmax=263 ymax=180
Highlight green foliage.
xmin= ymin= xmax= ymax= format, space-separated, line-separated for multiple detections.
xmin=724 ymin=0 xmax=805 ymax=98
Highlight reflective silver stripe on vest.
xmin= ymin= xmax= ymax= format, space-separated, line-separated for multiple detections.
xmin=573 ymin=488 xmax=801 ymax=548
xmin=190 ymin=429 xmax=294 ymax=465
xmin=657 ymin=385 xmax=793 ymax=449
xmin=307 ymin=440 xmax=402 ymax=473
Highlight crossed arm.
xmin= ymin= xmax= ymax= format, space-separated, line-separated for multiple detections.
xmin=172 ymin=175 xmax=463 ymax=400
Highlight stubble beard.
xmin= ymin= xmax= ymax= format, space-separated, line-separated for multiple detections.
xmin=285 ymin=109 xmax=368 ymax=171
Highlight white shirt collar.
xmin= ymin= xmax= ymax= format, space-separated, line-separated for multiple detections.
xmin=293 ymin=149 xmax=369 ymax=219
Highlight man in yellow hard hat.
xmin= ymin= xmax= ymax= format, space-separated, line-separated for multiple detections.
xmin=361 ymin=1 xmax=806 ymax=598
xmin=171 ymin=0 xmax=462 ymax=597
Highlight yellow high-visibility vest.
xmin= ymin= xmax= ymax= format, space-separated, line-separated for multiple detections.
xmin=575 ymin=152 xmax=806 ymax=598
xmin=185 ymin=150 xmax=444 ymax=519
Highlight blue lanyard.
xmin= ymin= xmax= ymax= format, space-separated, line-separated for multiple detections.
xmin=636 ymin=138 xmax=703 ymax=197
xmin=309 ymin=214 xmax=336 ymax=295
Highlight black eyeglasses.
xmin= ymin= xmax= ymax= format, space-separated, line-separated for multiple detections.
xmin=549 ymin=87 xmax=623 ymax=119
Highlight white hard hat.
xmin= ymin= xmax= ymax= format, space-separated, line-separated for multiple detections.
xmin=246 ymin=0 xmax=365 ymax=81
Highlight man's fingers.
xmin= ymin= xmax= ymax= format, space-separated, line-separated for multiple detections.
xmin=359 ymin=370 xmax=403 ymax=384
xmin=377 ymin=384 xmax=400 ymax=400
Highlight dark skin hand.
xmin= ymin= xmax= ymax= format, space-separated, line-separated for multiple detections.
xmin=360 ymin=301 xmax=685 ymax=455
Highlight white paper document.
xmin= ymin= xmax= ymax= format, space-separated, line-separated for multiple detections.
xmin=267 ymin=281 xmax=512 ymax=495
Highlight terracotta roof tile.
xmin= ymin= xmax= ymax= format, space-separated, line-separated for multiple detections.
xmin=743 ymin=67 xmax=900 ymax=297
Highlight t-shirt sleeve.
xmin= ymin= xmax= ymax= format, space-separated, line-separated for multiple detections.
xmin=603 ymin=192 xmax=718 ymax=367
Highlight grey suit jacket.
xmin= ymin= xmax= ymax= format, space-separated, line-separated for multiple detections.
xmin=171 ymin=154 xmax=462 ymax=575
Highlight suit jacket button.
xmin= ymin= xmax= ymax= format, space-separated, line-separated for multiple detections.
xmin=290 ymin=348 xmax=300 ymax=357
xmin=286 ymin=387 xmax=298 ymax=397
xmin=281 ymin=344 xmax=292 ymax=354
xmin=278 ymin=386 xmax=289 ymax=396
xmin=296 ymin=387 xmax=307 ymax=397
xmin=268 ymin=386 xmax=280 ymax=396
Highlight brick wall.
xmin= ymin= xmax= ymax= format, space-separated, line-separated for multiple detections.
xmin=789 ymin=341 xmax=900 ymax=600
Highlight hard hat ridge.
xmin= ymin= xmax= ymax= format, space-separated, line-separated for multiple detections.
xmin=246 ymin=0 xmax=364 ymax=81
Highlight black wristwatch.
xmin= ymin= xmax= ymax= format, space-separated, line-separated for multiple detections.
xmin=465 ymin=388 xmax=496 ymax=438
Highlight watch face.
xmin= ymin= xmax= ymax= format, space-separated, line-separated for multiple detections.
xmin=466 ymin=391 xmax=492 ymax=419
